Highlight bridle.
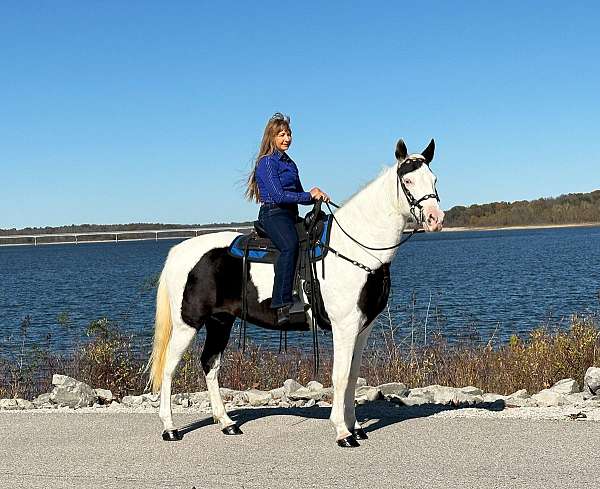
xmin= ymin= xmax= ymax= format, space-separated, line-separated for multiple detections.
xmin=322 ymin=157 xmax=440 ymax=257
xmin=397 ymin=157 xmax=440 ymax=225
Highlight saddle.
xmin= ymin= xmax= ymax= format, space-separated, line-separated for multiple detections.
xmin=228 ymin=201 xmax=333 ymax=330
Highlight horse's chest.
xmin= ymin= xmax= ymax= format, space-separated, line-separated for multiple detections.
xmin=357 ymin=264 xmax=391 ymax=324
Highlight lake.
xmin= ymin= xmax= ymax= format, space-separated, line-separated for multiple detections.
xmin=1 ymin=225 xmax=599 ymax=356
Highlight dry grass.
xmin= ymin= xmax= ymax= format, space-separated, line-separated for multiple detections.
xmin=1 ymin=313 xmax=599 ymax=400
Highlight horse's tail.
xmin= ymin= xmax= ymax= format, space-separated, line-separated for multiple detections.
xmin=148 ymin=270 xmax=172 ymax=393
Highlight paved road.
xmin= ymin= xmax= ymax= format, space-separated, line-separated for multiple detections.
xmin=1 ymin=401 xmax=597 ymax=489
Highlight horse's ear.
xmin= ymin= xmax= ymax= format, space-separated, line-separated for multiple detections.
xmin=421 ymin=139 xmax=435 ymax=164
xmin=395 ymin=139 xmax=408 ymax=161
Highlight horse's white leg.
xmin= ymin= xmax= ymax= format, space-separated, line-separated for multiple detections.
xmin=330 ymin=320 xmax=360 ymax=446
xmin=345 ymin=325 xmax=372 ymax=437
xmin=159 ymin=320 xmax=197 ymax=435
xmin=201 ymin=314 xmax=239 ymax=433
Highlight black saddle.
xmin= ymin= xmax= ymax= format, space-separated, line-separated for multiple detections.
xmin=227 ymin=201 xmax=333 ymax=330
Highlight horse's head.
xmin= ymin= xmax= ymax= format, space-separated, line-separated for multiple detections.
xmin=395 ymin=139 xmax=444 ymax=232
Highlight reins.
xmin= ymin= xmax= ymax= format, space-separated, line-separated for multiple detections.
xmin=325 ymin=200 xmax=419 ymax=251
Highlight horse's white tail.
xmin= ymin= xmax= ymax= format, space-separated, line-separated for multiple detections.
xmin=149 ymin=271 xmax=172 ymax=393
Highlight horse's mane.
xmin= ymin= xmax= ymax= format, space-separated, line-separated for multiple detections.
xmin=336 ymin=164 xmax=395 ymax=209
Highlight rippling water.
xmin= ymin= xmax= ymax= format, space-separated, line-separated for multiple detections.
xmin=1 ymin=226 xmax=599 ymax=355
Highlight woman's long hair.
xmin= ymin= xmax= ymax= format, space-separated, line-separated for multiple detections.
xmin=245 ymin=113 xmax=291 ymax=203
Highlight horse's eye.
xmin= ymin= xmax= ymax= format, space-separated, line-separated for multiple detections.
xmin=404 ymin=178 xmax=413 ymax=185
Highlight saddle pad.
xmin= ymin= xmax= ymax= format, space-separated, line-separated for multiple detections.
xmin=228 ymin=215 xmax=333 ymax=264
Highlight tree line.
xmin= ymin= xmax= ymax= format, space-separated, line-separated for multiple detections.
xmin=2 ymin=190 xmax=599 ymax=235
xmin=443 ymin=190 xmax=600 ymax=228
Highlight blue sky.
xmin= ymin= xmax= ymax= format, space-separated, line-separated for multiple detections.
xmin=1 ymin=1 xmax=599 ymax=229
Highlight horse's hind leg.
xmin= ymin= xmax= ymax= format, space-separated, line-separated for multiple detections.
xmin=202 ymin=313 xmax=240 ymax=434
xmin=159 ymin=320 xmax=197 ymax=440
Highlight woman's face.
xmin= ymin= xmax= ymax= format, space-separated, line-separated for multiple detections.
xmin=274 ymin=129 xmax=292 ymax=152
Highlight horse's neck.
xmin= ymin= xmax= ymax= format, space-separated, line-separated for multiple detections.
xmin=332 ymin=166 xmax=407 ymax=266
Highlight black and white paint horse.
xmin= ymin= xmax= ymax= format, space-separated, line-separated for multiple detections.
xmin=149 ymin=139 xmax=444 ymax=447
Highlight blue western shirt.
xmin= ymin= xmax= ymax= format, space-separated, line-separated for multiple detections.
xmin=255 ymin=150 xmax=313 ymax=206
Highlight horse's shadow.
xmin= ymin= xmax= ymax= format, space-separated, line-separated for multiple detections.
xmin=178 ymin=399 xmax=506 ymax=437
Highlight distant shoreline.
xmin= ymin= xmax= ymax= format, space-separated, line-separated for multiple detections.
xmin=441 ymin=222 xmax=600 ymax=232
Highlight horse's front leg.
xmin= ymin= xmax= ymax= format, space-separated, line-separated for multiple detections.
xmin=344 ymin=324 xmax=373 ymax=440
xmin=330 ymin=320 xmax=360 ymax=447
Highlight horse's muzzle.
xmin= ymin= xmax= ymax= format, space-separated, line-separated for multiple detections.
xmin=423 ymin=207 xmax=444 ymax=232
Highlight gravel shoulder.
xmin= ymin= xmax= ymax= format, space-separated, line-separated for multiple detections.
xmin=2 ymin=401 xmax=598 ymax=489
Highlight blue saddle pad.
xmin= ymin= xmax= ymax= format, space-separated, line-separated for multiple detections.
xmin=228 ymin=215 xmax=332 ymax=264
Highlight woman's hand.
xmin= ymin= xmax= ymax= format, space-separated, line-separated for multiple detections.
xmin=310 ymin=187 xmax=330 ymax=202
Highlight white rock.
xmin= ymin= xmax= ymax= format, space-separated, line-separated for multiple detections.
xmin=317 ymin=400 xmax=331 ymax=408
xmin=584 ymin=367 xmax=600 ymax=395
xmin=0 ymin=399 xmax=20 ymax=410
xmin=320 ymin=387 xmax=333 ymax=399
xmin=482 ymin=393 xmax=507 ymax=403
xmin=32 ymin=393 xmax=52 ymax=407
xmin=50 ymin=376 xmax=96 ymax=408
xmin=288 ymin=387 xmax=323 ymax=401
xmin=460 ymin=386 xmax=484 ymax=396
xmin=533 ymin=389 xmax=569 ymax=407
xmin=378 ymin=383 xmax=409 ymax=398
xmin=94 ymin=389 xmax=114 ymax=403
xmin=283 ymin=379 xmax=304 ymax=396
xmin=355 ymin=386 xmax=381 ymax=402
xmin=269 ymin=387 xmax=285 ymax=399
xmin=16 ymin=399 xmax=34 ymax=410
xmin=307 ymin=381 xmax=324 ymax=392
xmin=142 ymin=393 xmax=159 ymax=403
xmin=400 ymin=397 xmax=430 ymax=407
xmin=566 ymin=392 xmax=586 ymax=405
xmin=245 ymin=389 xmax=272 ymax=406
xmin=304 ymin=399 xmax=316 ymax=408
xmin=219 ymin=388 xmax=237 ymax=400
xmin=52 ymin=374 xmax=76 ymax=387
xmin=505 ymin=397 xmax=537 ymax=407
xmin=121 ymin=395 xmax=143 ymax=406
xmin=189 ymin=391 xmax=210 ymax=404
xmin=408 ymin=386 xmax=435 ymax=402
xmin=549 ymin=378 xmax=580 ymax=395
xmin=356 ymin=377 xmax=367 ymax=387
xmin=171 ymin=393 xmax=190 ymax=405
xmin=508 ymin=389 xmax=530 ymax=399
xmin=406 ymin=385 xmax=482 ymax=405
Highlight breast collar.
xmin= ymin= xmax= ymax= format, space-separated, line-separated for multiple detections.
xmin=397 ymin=157 xmax=440 ymax=224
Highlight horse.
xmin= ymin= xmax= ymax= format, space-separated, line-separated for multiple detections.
xmin=148 ymin=138 xmax=444 ymax=447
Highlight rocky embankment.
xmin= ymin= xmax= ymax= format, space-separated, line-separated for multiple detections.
xmin=2 ymin=368 xmax=600 ymax=419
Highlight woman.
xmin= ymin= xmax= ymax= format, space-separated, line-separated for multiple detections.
xmin=246 ymin=113 xmax=329 ymax=325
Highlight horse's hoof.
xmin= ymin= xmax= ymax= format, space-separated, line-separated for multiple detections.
xmin=337 ymin=435 xmax=360 ymax=448
xmin=221 ymin=424 xmax=243 ymax=435
xmin=351 ymin=428 xmax=368 ymax=440
xmin=162 ymin=429 xmax=182 ymax=441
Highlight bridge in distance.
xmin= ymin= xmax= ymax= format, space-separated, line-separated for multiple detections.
xmin=0 ymin=226 xmax=254 ymax=247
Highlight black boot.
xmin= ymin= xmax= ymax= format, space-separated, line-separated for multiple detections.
xmin=276 ymin=305 xmax=291 ymax=326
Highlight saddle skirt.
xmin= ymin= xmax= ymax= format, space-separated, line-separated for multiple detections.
xmin=228 ymin=214 xmax=333 ymax=264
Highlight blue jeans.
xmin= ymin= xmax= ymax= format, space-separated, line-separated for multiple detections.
xmin=258 ymin=204 xmax=299 ymax=309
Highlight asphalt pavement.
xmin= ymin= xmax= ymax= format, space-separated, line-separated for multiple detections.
xmin=1 ymin=401 xmax=597 ymax=489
